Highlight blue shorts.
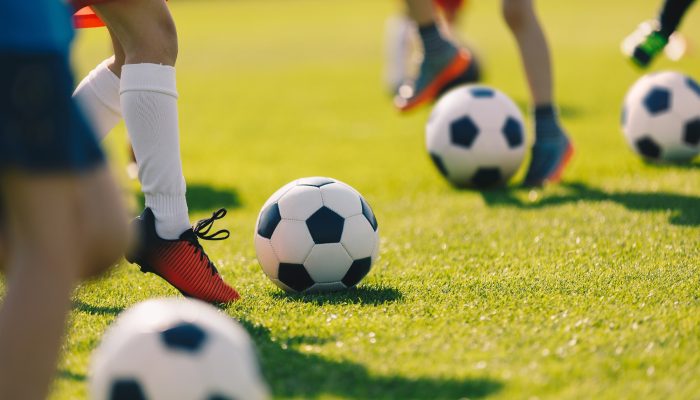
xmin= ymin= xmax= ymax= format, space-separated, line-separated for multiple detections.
xmin=0 ymin=52 xmax=104 ymax=172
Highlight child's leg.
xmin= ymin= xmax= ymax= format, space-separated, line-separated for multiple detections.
xmin=72 ymin=29 xmax=125 ymax=140
xmin=93 ymin=0 xmax=189 ymax=240
xmin=395 ymin=0 xmax=477 ymax=111
xmin=501 ymin=0 xmax=551 ymax=107
xmin=0 ymin=168 xmax=126 ymax=399
xmin=406 ymin=0 xmax=435 ymax=25
xmin=502 ymin=0 xmax=573 ymax=186
xmin=89 ymin=0 xmax=240 ymax=304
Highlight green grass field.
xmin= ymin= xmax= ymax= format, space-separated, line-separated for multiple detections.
xmin=7 ymin=0 xmax=700 ymax=398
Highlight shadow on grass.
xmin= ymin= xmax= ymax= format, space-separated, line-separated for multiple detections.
xmin=271 ymin=285 xmax=403 ymax=306
xmin=481 ymin=181 xmax=700 ymax=226
xmin=72 ymin=300 xmax=125 ymax=316
xmin=57 ymin=370 xmax=86 ymax=382
xmin=241 ymin=320 xmax=503 ymax=399
xmin=137 ymin=183 xmax=241 ymax=212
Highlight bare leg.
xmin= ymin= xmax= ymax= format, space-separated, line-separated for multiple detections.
xmin=405 ymin=0 xmax=436 ymax=26
xmin=107 ymin=28 xmax=126 ymax=77
xmin=0 ymin=167 xmax=126 ymax=400
xmin=93 ymin=0 xmax=178 ymax=67
xmin=502 ymin=0 xmax=552 ymax=106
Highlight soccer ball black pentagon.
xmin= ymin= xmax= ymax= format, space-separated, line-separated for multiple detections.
xmin=426 ymin=85 xmax=526 ymax=188
xmin=89 ymin=299 xmax=269 ymax=400
xmin=255 ymin=177 xmax=379 ymax=293
xmin=622 ymin=71 xmax=700 ymax=162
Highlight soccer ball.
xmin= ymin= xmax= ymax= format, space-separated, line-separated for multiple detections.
xmin=426 ymin=85 xmax=526 ymax=188
xmin=622 ymin=71 xmax=700 ymax=162
xmin=89 ymin=299 xmax=269 ymax=400
xmin=254 ymin=177 xmax=379 ymax=293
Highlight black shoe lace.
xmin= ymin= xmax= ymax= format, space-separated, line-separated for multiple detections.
xmin=189 ymin=208 xmax=230 ymax=274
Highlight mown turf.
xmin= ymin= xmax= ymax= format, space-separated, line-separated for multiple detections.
xmin=6 ymin=0 xmax=700 ymax=398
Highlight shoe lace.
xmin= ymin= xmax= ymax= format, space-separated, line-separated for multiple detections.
xmin=189 ymin=208 xmax=230 ymax=274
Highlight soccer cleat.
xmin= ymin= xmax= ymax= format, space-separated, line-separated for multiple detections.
xmin=126 ymin=208 xmax=240 ymax=304
xmin=394 ymin=47 xmax=477 ymax=112
xmin=523 ymin=135 xmax=574 ymax=187
xmin=622 ymin=21 xmax=669 ymax=68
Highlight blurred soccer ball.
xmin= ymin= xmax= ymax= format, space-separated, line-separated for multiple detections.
xmin=622 ymin=71 xmax=700 ymax=162
xmin=426 ymin=85 xmax=526 ymax=188
xmin=255 ymin=177 xmax=379 ymax=293
xmin=89 ymin=298 xmax=269 ymax=400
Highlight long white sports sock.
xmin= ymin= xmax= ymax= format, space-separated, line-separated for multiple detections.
xmin=120 ymin=63 xmax=190 ymax=239
xmin=73 ymin=58 xmax=122 ymax=140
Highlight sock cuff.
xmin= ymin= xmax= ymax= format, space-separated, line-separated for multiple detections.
xmin=120 ymin=63 xmax=178 ymax=98
xmin=534 ymin=104 xmax=557 ymax=119
xmin=418 ymin=22 xmax=440 ymax=36
xmin=92 ymin=59 xmax=122 ymax=113
xmin=74 ymin=58 xmax=122 ymax=115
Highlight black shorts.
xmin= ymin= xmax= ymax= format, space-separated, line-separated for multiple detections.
xmin=0 ymin=51 xmax=104 ymax=172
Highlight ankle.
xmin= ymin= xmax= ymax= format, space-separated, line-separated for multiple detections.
xmin=534 ymin=104 xmax=565 ymax=139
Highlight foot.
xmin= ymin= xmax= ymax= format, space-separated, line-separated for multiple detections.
xmin=394 ymin=47 xmax=477 ymax=112
xmin=622 ymin=21 xmax=669 ymax=68
xmin=523 ymin=135 xmax=574 ymax=187
xmin=126 ymin=208 xmax=240 ymax=304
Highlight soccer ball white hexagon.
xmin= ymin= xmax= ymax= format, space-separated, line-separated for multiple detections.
xmin=622 ymin=71 xmax=700 ymax=162
xmin=254 ymin=177 xmax=379 ymax=293
xmin=89 ymin=299 xmax=269 ymax=400
xmin=426 ymin=85 xmax=527 ymax=188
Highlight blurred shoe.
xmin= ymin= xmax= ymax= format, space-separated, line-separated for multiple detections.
xmin=523 ymin=135 xmax=574 ymax=187
xmin=622 ymin=21 xmax=668 ymax=68
xmin=126 ymin=207 xmax=240 ymax=304
xmin=394 ymin=47 xmax=476 ymax=112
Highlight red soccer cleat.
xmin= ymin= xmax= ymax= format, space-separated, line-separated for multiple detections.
xmin=126 ymin=208 xmax=240 ymax=305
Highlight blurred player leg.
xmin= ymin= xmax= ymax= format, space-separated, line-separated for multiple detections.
xmin=394 ymin=0 xmax=477 ymax=112
xmin=622 ymin=0 xmax=696 ymax=68
xmin=0 ymin=37 xmax=127 ymax=398
xmin=0 ymin=168 xmax=127 ymax=399
xmin=72 ymin=29 xmax=124 ymax=140
xmin=384 ymin=13 xmax=416 ymax=94
xmin=501 ymin=0 xmax=573 ymax=186
xmin=72 ymin=58 xmax=121 ymax=139
xmin=73 ymin=29 xmax=139 ymax=179
xmin=658 ymin=0 xmax=696 ymax=37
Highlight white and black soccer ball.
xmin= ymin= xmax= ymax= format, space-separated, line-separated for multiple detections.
xmin=622 ymin=71 xmax=700 ymax=162
xmin=89 ymin=299 xmax=269 ymax=400
xmin=254 ymin=177 xmax=379 ymax=293
xmin=426 ymin=85 xmax=526 ymax=188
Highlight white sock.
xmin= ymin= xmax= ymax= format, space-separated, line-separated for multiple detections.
xmin=73 ymin=58 xmax=122 ymax=140
xmin=120 ymin=63 xmax=190 ymax=239
xmin=383 ymin=14 xmax=417 ymax=92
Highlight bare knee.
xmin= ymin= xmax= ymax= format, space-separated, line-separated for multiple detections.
xmin=502 ymin=0 xmax=532 ymax=33
xmin=96 ymin=0 xmax=179 ymax=66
